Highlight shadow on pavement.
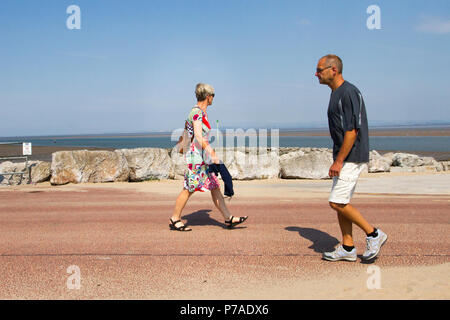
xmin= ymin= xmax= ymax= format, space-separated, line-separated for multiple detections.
xmin=183 ymin=210 xmax=247 ymax=230
xmin=285 ymin=227 xmax=339 ymax=253
xmin=359 ymin=256 xmax=378 ymax=264
xmin=183 ymin=209 xmax=227 ymax=228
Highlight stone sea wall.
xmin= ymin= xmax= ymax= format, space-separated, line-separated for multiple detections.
xmin=0 ymin=147 xmax=448 ymax=186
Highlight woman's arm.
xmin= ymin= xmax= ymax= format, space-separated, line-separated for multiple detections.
xmin=193 ymin=120 xmax=219 ymax=163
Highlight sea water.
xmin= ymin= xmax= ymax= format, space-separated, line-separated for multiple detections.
xmin=0 ymin=135 xmax=449 ymax=152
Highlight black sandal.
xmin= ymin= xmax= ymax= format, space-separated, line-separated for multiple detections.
xmin=224 ymin=215 xmax=248 ymax=228
xmin=169 ymin=219 xmax=192 ymax=231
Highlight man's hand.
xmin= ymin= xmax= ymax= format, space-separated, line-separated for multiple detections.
xmin=329 ymin=129 xmax=358 ymax=177
xmin=329 ymin=160 xmax=344 ymax=177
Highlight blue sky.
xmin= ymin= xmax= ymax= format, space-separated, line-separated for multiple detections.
xmin=1 ymin=0 xmax=449 ymax=137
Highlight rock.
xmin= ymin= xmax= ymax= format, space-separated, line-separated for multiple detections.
xmin=118 ymin=148 xmax=172 ymax=181
xmin=390 ymin=153 xmax=443 ymax=172
xmin=219 ymin=147 xmax=280 ymax=180
xmin=0 ymin=160 xmax=50 ymax=185
xmin=381 ymin=152 xmax=396 ymax=162
xmin=369 ymin=150 xmax=392 ymax=173
xmin=422 ymin=157 xmax=443 ymax=172
xmin=50 ymin=150 xmax=130 ymax=185
xmin=169 ymin=148 xmax=187 ymax=180
xmin=27 ymin=147 xmax=448 ymax=186
xmin=440 ymin=161 xmax=450 ymax=171
xmin=29 ymin=161 xmax=51 ymax=183
xmin=390 ymin=166 xmax=439 ymax=173
xmin=0 ymin=161 xmax=27 ymax=185
xmin=392 ymin=153 xmax=424 ymax=167
xmin=279 ymin=147 xmax=301 ymax=156
xmin=168 ymin=147 xmax=280 ymax=180
xmin=279 ymin=148 xmax=333 ymax=179
xmin=389 ymin=166 xmax=412 ymax=173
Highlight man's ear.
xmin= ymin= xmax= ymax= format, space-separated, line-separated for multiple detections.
xmin=332 ymin=66 xmax=338 ymax=75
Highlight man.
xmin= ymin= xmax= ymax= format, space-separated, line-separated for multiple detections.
xmin=315 ymin=54 xmax=387 ymax=262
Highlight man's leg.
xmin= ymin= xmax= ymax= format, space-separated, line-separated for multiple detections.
xmin=325 ymin=163 xmax=386 ymax=261
xmin=328 ymin=163 xmax=374 ymax=237
xmin=335 ymin=209 xmax=354 ymax=246
xmin=323 ymin=203 xmax=359 ymax=262
xmin=330 ymin=202 xmax=375 ymax=237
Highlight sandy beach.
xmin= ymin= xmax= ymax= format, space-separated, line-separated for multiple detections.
xmin=0 ymin=172 xmax=449 ymax=299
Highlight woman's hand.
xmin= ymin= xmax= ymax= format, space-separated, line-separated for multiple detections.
xmin=205 ymin=145 xmax=220 ymax=164
xmin=211 ymin=154 xmax=220 ymax=164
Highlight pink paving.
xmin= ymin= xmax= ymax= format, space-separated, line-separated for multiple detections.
xmin=0 ymin=185 xmax=449 ymax=299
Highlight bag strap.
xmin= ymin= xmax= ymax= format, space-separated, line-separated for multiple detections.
xmin=191 ymin=106 xmax=211 ymax=130
xmin=184 ymin=120 xmax=194 ymax=142
xmin=186 ymin=106 xmax=211 ymax=144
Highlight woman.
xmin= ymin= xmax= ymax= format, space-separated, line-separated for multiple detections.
xmin=169 ymin=83 xmax=248 ymax=231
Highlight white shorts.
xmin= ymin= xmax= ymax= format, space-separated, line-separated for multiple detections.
xmin=329 ymin=162 xmax=368 ymax=204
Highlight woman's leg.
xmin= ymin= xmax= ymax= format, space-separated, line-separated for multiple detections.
xmin=211 ymin=187 xmax=232 ymax=220
xmin=171 ymin=188 xmax=193 ymax=228
xmin=211 ymin=186 xmax=249 ymax=225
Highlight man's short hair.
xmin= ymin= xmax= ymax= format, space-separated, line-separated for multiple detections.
xmin=322 ymin=54 xmax=343 ymax=74
xmin=195 ymin=83 xmax=215 ymax=101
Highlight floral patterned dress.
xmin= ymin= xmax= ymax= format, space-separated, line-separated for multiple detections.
xmin=183 ymin=107 xmax=220 ymax=193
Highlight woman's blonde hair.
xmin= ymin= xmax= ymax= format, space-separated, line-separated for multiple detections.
xmin=195 ymin=83 xmax=215 ymax=101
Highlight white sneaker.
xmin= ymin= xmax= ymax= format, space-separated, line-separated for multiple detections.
xmin=362 ymin=229 xmax=388 ymax=261
xmin=322 ymin=245 xmax=357 ymax=262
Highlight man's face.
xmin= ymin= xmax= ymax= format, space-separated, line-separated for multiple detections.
xmin=315 ymin=58 xmax=335 ymax=85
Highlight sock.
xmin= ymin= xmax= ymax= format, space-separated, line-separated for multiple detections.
xmin=367 ymin=228 xmax=378 ymax=238
xmin=342 ymin=245 xmax=355 ymax=252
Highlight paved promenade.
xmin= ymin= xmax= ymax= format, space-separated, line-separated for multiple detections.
xmin=0 ymin=172 xmax=449 ymax=299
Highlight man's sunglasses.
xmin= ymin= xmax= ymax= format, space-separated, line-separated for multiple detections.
xmin=316 ymin=66 xmax=332 ymax=73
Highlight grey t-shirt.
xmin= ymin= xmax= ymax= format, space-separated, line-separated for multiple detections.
xmin=327 ymin=81 xmax=369 ymax=163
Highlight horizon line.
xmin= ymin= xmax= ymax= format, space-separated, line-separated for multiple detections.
xmin=1 ymin=123 xmax=450 ymax=140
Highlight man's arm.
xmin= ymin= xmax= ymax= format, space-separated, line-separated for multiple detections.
xmin=329 ymin=129 xmax=357 ymax=177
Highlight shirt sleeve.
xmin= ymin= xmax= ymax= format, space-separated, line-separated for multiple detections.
xmin=190 ymin=108 xmax=203 ymax=123
xmin=341 ymin=89 xmax=362 ymax=132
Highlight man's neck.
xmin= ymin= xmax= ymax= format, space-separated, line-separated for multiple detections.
xmin=329 ymin=77 xmax=345 ymax=91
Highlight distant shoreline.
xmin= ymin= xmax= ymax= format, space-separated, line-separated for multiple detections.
xmin=2 ymin=126 xmax=450 ymax=140
xmin=282 ymin=127 xmax=450 ymax=137
xmin=1 ymin=126 xmax=449 ymax=162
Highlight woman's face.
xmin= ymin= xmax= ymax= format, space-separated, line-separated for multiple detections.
xmin=207 ymin=94 xmax=214 ymax=106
